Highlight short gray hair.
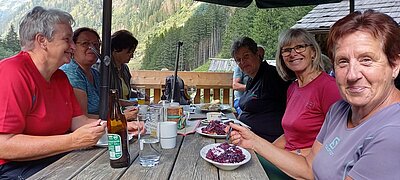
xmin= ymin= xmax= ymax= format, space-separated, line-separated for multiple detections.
xmin=230 ymin=37 xmax=258 ymax=59
xmin=19 ymin=6 xmax=75 ymax=50
xmin=274 ymin=28 xmax=324 ymax=81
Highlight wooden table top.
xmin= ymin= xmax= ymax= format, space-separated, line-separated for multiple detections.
xmin=29 ymin=107 xmax=269 ymax=180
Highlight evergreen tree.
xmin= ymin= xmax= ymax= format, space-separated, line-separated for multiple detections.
xmin=0 ymin=39 xmax=15 ymax=60
xmin=0 ymin=24 xmax=20 ymax=60
xmin=219 ymin=5 xmax=313 ymax=60
xmin=5 ymin=24 xmax=20 ymax=52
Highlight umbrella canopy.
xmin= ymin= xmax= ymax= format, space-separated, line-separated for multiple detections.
xmin=195 ymin=0 xmax=343 ymax=8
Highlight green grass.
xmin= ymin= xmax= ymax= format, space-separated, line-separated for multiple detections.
xmin=192 ymin=60 xmax=210 ymax=72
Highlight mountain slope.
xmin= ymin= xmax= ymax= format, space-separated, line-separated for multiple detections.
xmin=0 ymin=0 xmax=197 ymax=69
xmin=0 ymin=0 xmax=29 ymax=34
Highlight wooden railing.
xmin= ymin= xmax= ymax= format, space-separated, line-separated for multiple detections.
xmin=130 ymin=70 xmax=234 ymax=105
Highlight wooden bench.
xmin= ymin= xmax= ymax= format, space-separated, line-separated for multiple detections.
xmin=130 ymin=70 xmax=234 ymax=105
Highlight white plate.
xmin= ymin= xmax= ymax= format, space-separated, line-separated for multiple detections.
xmin=222 ymin=119 xmax=251 ymax=129
xmin=196 ymin=126 xmax=227 ymax=139
xmin=201 ymin=118 xmax=250 ymax=127
xmin=96 ymin=133 xmax=134 ymax=147
xmin=200 ymin=117 xmax=229 ymax=125
xmin=200 ymin=143 xmax=251 ymax=171
xmin=200 ymin=104 xmax=232 ymax=112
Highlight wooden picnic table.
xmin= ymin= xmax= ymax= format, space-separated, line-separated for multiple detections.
xmin=29 ymin=105 xmax=269 ymax=180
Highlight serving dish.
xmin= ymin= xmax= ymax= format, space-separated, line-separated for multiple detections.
xmin=200 ymin=143 xmax=251 ymax=170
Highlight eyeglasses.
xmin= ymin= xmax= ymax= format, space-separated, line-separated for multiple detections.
xmin=234 ymin=53 xmax=251 ymax=65
xmin=76 ymin=41 xmax=101 ymax=48
xmin=281 ymin=44 xmax=312 ymax=57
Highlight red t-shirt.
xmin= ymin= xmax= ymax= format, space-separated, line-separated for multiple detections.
xmin=282 ymin=72 xmax=341 ymax=151
xmin=0 ymin=51 xmax=83 ymax=165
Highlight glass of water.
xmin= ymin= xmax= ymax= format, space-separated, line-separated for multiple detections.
xmin=186 ymin=85 xmax=197 ymax=113
xmin=139 ymin=110 xmax=161 ymax=167
xmin=139 ymin=137 xmax=160 ymax=167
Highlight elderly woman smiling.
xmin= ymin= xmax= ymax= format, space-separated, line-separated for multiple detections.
xmin=228 ymin=10 xmax=400 ymax=179
xmin=274 ymin=28 xmax=341 ymax=157
xmin=255 ymin=28 xmax=341 ymax=179
xmin=0 ymin=7 xmax=144 ymax=179
xmin=232 ymin=37 xmax=289 ymax=142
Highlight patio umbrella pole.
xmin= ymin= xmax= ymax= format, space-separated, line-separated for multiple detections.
xmin=171 ymin=41 xmax=183 ymax=102
xmin=99 ymin=0 xmax=112 ymax=120
xmin=349 ymin=0 xmax=354 ymax=13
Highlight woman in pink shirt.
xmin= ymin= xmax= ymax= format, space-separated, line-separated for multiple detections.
xmin=256 ymin=28 xmax=341 ymax=179
xmin=274 ymin=28 xmax=341 ymax=156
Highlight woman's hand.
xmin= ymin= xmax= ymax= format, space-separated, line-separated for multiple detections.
xmin=71 ymin=120 xmax=106 ymax=149
xmin=119 ymin=99 xmax=137 ymax=107
xmin=228 ymin=123 xmax=258 ymax=150
xmin=127 ymin=121 xmax=145 ymax=136
xmin=123 ymin=106 xmax=138 ymax=121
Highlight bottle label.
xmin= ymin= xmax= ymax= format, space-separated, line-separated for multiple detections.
xmin=144 ymin=114 xmax=159 ymax=139
xmin=167 ymin=115 xmax=181 ymax=119
xmin=108 ymin=134 xmax=122 ymax=160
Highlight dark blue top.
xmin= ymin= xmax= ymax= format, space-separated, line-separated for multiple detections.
xmin=239 ymin=62 xmax=289 ymax=142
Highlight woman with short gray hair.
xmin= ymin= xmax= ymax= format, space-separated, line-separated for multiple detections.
xmin=19 ymin=6 xmax=75 ymax=51
xmin=231 ymin=36 xmax=289 ymax=143
xmin=0 ymin=6 xmax=143 ymax=179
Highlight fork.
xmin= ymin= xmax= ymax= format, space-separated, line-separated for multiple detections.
xmin=226 ymin=126 xmax=233 ymax=142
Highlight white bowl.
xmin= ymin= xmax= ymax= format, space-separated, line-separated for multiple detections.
xmin=200 ymin=143 xmax=251 ymax=171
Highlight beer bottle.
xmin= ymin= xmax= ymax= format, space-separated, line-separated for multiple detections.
xmin=107 ymin=89 xmax=130 ymax=168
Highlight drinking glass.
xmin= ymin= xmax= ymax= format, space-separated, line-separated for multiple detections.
xmin=139 ymin=137 xmax=160 ymax=167
xmin=187 ymin=85 xmax=197 ymax=113
xmin=137 ymin=86 xmax=146 ymax=105
xmin=139 ymin=109 xmax=161 ymax=167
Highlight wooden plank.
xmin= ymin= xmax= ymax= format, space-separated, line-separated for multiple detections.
xmin=169 ymin=133 xmax=218 ymax=180
xmin=28 ymin=148 xmax=106 ymax=180
xmin=131 ymin=70 xmax=234 ymax=106
xmin=71 ymin=141 xmax=139 ymax=180
xmin=145 ymin=89 xmax=150 ymax=97
xmin=145 ymin=89 xmax=151 ymax=104
xmin=204 ymin=89 xmax=210 ymax=103
xmin=219 ymin=150 xmax=268 ymax=180
xmin=214 ymin=139 xmax=269 ymax=180
xmin=131 ymin=70 xmax=233 ymax=88
xmin=214 ymin=88 xmax=221 ymax=101
xmin=29 ymin=110 xmax=266 ymax=180
xmin=194 ymin=89 xmax=200 ymax=104
xmin=154 ymin=88 xmax=161 ymax=104
xmin=214 ymin=114 xmax=268 ymax=179
xmin=223 ymin=89 xmax=230 ymax=104
xmin=120 ymin=136 xmax=184 ymax=180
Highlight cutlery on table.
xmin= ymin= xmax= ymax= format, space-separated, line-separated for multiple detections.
xmin=226 ymin=126 xmax=233 ymax=142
